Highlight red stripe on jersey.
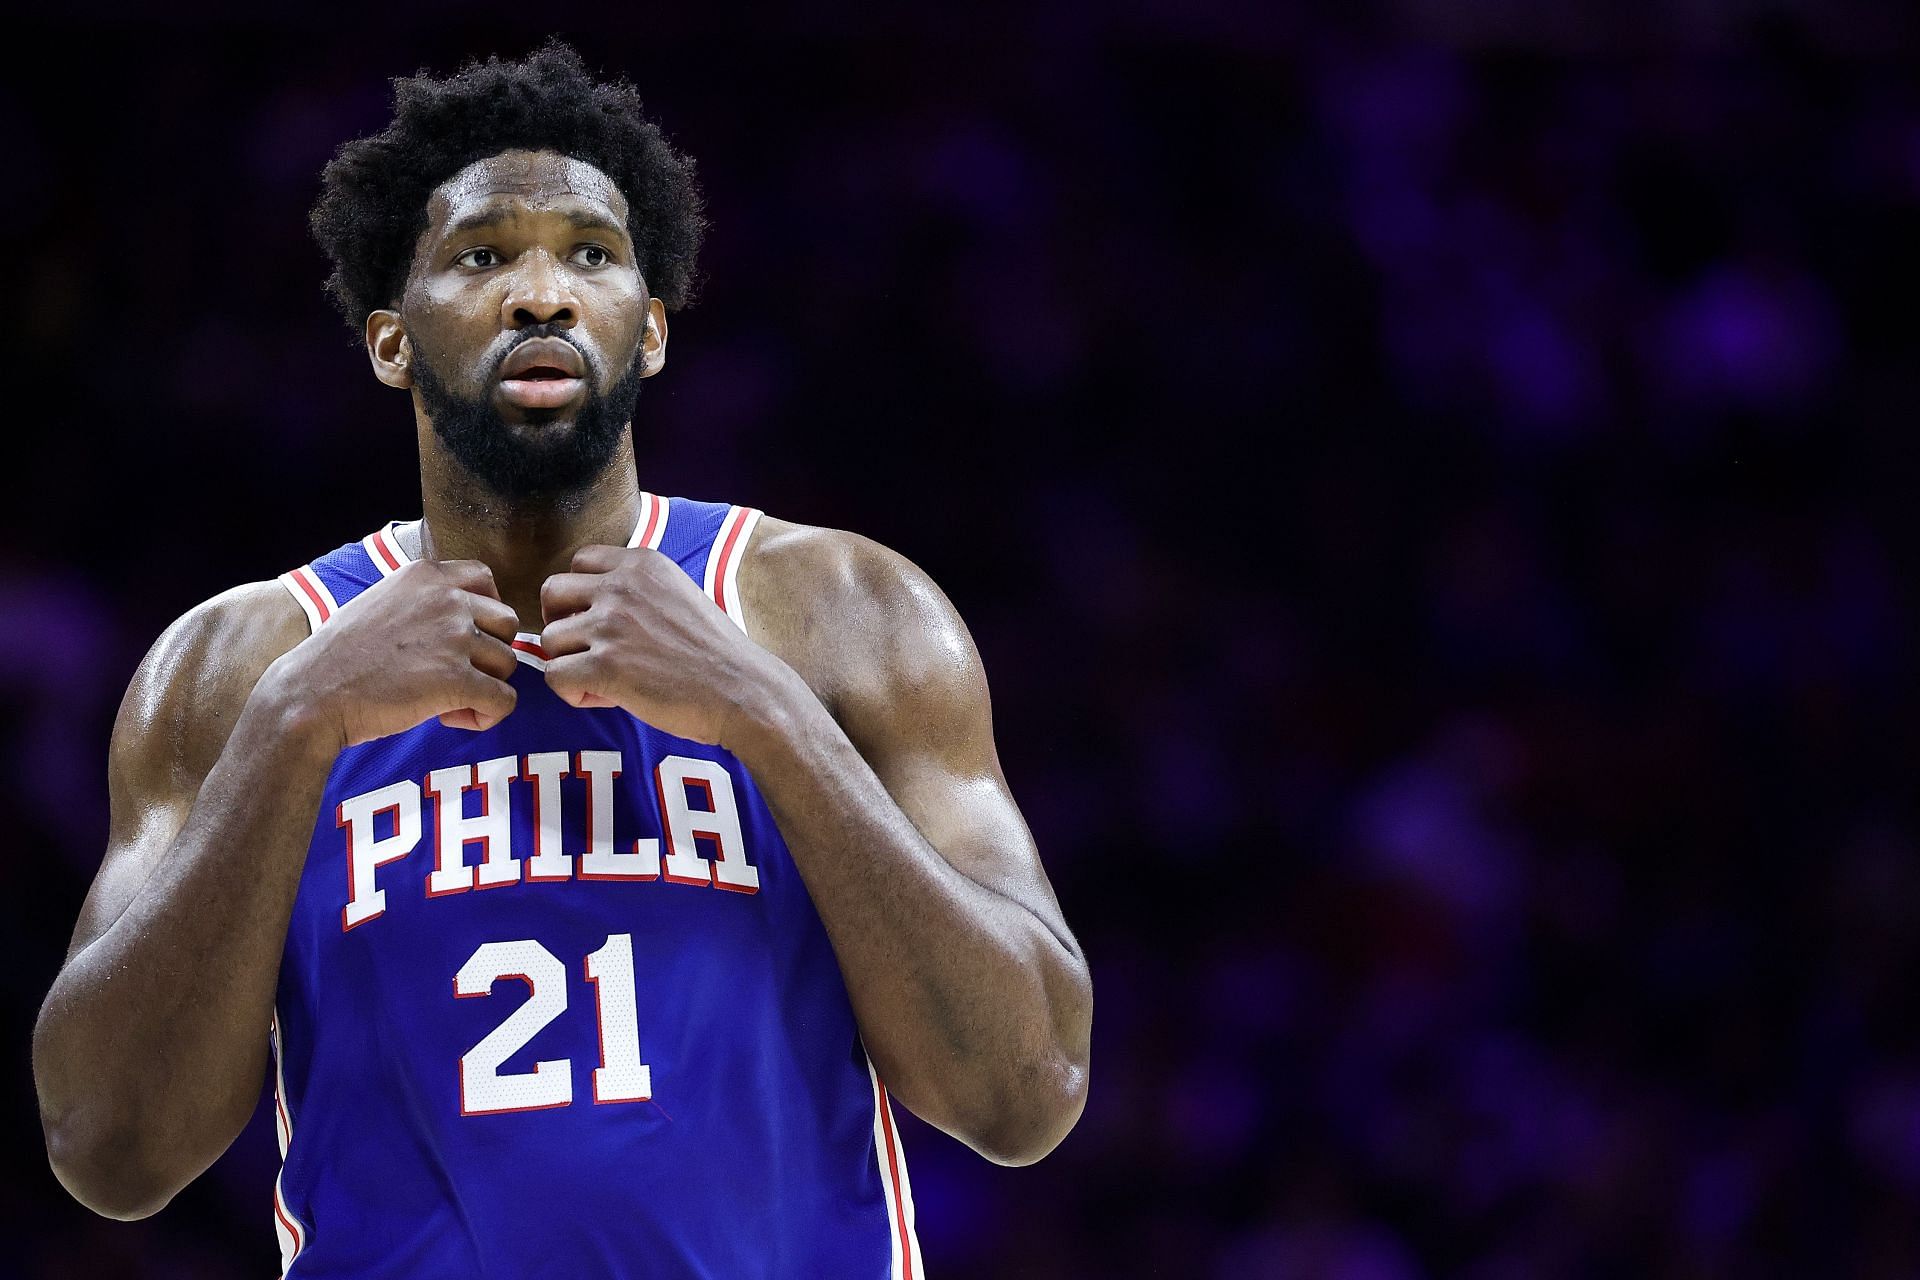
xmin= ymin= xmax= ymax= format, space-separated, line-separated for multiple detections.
xmin=274 ymin=1184 xmax=304 ymax=1258
xmin=291 ymin=567 xmax=331 ymax=623
xmin=712 ymin=509 xmax=749 ymax=614
xmin=512 ymin=639 xmax=552 ymax=661
xmin=875 ymin=1076 xmax=913 ymax=1279
xmin=270 ymin=1016 xmax=292 ymax=1149
xmin=637 ymin=493 xmax=663 ymax=548
xmin=371 ymin=528 xmax=401 ymax=570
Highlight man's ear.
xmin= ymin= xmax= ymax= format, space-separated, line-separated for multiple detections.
xmin=639 ymin=296 xmax=668 ymax=378
xmin=366 ymin=309 xmax=412 ymax=389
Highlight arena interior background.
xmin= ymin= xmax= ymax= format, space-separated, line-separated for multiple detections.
xmin=7 ymin=3 xmax=1920 ymax=1275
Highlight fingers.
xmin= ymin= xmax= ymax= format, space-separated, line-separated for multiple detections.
xmin=469 ymin=631 xmax=520 ymax=682
xmin=449 ymin=669 xmax=519 ymax=732
xmin=570 ymin=544 xmax=627 ymax=573
xmin=421 ymin=558 xmax=516 ymax=640
xmin=541 ymin=653 xmax=608 ymax=709
xmin=466 ymin=593 xmax=521 ymax=645
xmin=438 ymin=559 xmax=503 ymax=600
xmin=538 ymin=624 xmax=615 ymax=707
xmin=541 ymin=572 xmax=602 ymax=627
xmin=537 ymin=614 xmax=590 ymax=659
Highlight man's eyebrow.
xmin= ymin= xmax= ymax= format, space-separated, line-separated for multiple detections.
xmin=443 ymin=205 xmax=630 ymax=239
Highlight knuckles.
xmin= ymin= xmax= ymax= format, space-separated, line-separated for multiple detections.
xmin=571 ymin=544 xmax=634 ymax=573
xmin=398 ymin=558 xmax=447 ymax=588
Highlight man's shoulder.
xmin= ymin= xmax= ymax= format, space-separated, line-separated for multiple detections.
xmin=117 ymin=581 xmax=311 ymax=753
xmin=738 ymin=514 xmax=938 ymax=633
xmin=737 ymin=513 xmax=873 ymax=596
xmin=152 ymin=580 xmax=311 ymax=678
xmin=736 ymin=514 xmax=975 ymax=718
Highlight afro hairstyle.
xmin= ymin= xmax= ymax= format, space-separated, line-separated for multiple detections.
xmin=309 ymin=37 xmax=707 ymax=340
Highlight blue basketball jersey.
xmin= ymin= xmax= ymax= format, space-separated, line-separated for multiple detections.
xmin=267 ymin=493 xmax=924 ymax=1278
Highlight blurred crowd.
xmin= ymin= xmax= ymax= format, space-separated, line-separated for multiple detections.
xmin=7 ymin=4 xmax=1920 ymax=1276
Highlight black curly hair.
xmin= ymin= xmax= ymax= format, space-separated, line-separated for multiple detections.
xmin=309 ymin=38 xmax=707 ymax=340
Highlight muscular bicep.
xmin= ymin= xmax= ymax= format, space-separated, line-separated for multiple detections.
xmin=870 ymin=735 xmax=1072 ymax=952
xmin=806 ymin=536 xmax=1078 ymax=958
xmin=69 ymin=582 xmax=308 ymax=960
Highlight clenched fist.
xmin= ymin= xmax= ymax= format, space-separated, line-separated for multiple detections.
xmin=277 ymin=558 xmax=522 ymax=749
xmin=538 ymin=544 xmax=788 ymax=749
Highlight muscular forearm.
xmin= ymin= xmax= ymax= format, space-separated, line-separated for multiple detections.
xmin=34 ymin=667 xmax=337 ymax=1218
xmin=734 ymin=673 xmax=1091 ymax=1165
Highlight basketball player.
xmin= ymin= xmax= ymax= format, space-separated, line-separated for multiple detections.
xmin=33 ymin=40 xmax=1091 ymax=1277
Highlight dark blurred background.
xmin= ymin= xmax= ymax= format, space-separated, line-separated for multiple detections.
xmin=10 ymin=2 xmax=1920 ymax=1276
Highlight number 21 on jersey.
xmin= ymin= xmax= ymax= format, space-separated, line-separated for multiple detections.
xmin=454 ymin=934 xmax=650 ymax=1116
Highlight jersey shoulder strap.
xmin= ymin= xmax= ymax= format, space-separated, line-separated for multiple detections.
xmin=276 ymin=521 xmax=408 ymax=632
xmin=652 ymin=495 xmax=763 ymax=634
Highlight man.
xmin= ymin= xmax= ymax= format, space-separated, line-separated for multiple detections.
xmin=33 ymin=39 xmax=1091 ymax=1278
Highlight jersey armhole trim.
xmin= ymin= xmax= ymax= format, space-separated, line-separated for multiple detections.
xmin=702 ymin=506 xmax=763 ymax=636
xmin=277 ymin=566 xmax=335 ymax=635
xmin=628 ymin=491 xmax=670 ymax=551
xmin=361 ymin=522 xmax=412 ymax=577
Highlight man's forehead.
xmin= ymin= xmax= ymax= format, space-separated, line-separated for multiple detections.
xmin=427 ymin=150 xmax=629 ymax=226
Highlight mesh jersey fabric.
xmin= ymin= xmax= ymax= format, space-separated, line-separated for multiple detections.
xmin=266 ymin=493 xmax=922 ymax=1279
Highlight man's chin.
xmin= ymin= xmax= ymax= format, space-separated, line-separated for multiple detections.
xmin=492 ymin=386 xmax=586 ymax=427
xmin=415 ymin=351 xmax=642 ymax=501
xmin=499 ymin=405 xmax=575 ymax=430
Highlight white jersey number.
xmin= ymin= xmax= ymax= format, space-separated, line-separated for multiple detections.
xmin=454 ymin=934 xmax=650 ymax=1116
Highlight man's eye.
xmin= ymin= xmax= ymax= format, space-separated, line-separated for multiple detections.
xmin=574 ymin=245 xmax=611 ymax=268
xmin=455 ymin=247 xmax=500 ymax=269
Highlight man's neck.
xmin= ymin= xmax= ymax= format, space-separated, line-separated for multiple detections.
xmin=412 ymin=451 xmax=645 ymax=633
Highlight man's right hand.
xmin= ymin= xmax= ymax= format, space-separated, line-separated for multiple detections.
xmin=272 ymin=558 xmax=522 ymax=750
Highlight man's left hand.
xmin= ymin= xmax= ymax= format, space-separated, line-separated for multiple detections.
xmin=538 ymin=544 xmax=784 ymax=749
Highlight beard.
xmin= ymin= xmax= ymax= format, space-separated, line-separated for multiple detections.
xmin=412 ymin=326 xmax=646 ymax=503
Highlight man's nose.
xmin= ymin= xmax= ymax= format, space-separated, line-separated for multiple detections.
xmin=501 ymin=249 xmax=578 ymax=329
